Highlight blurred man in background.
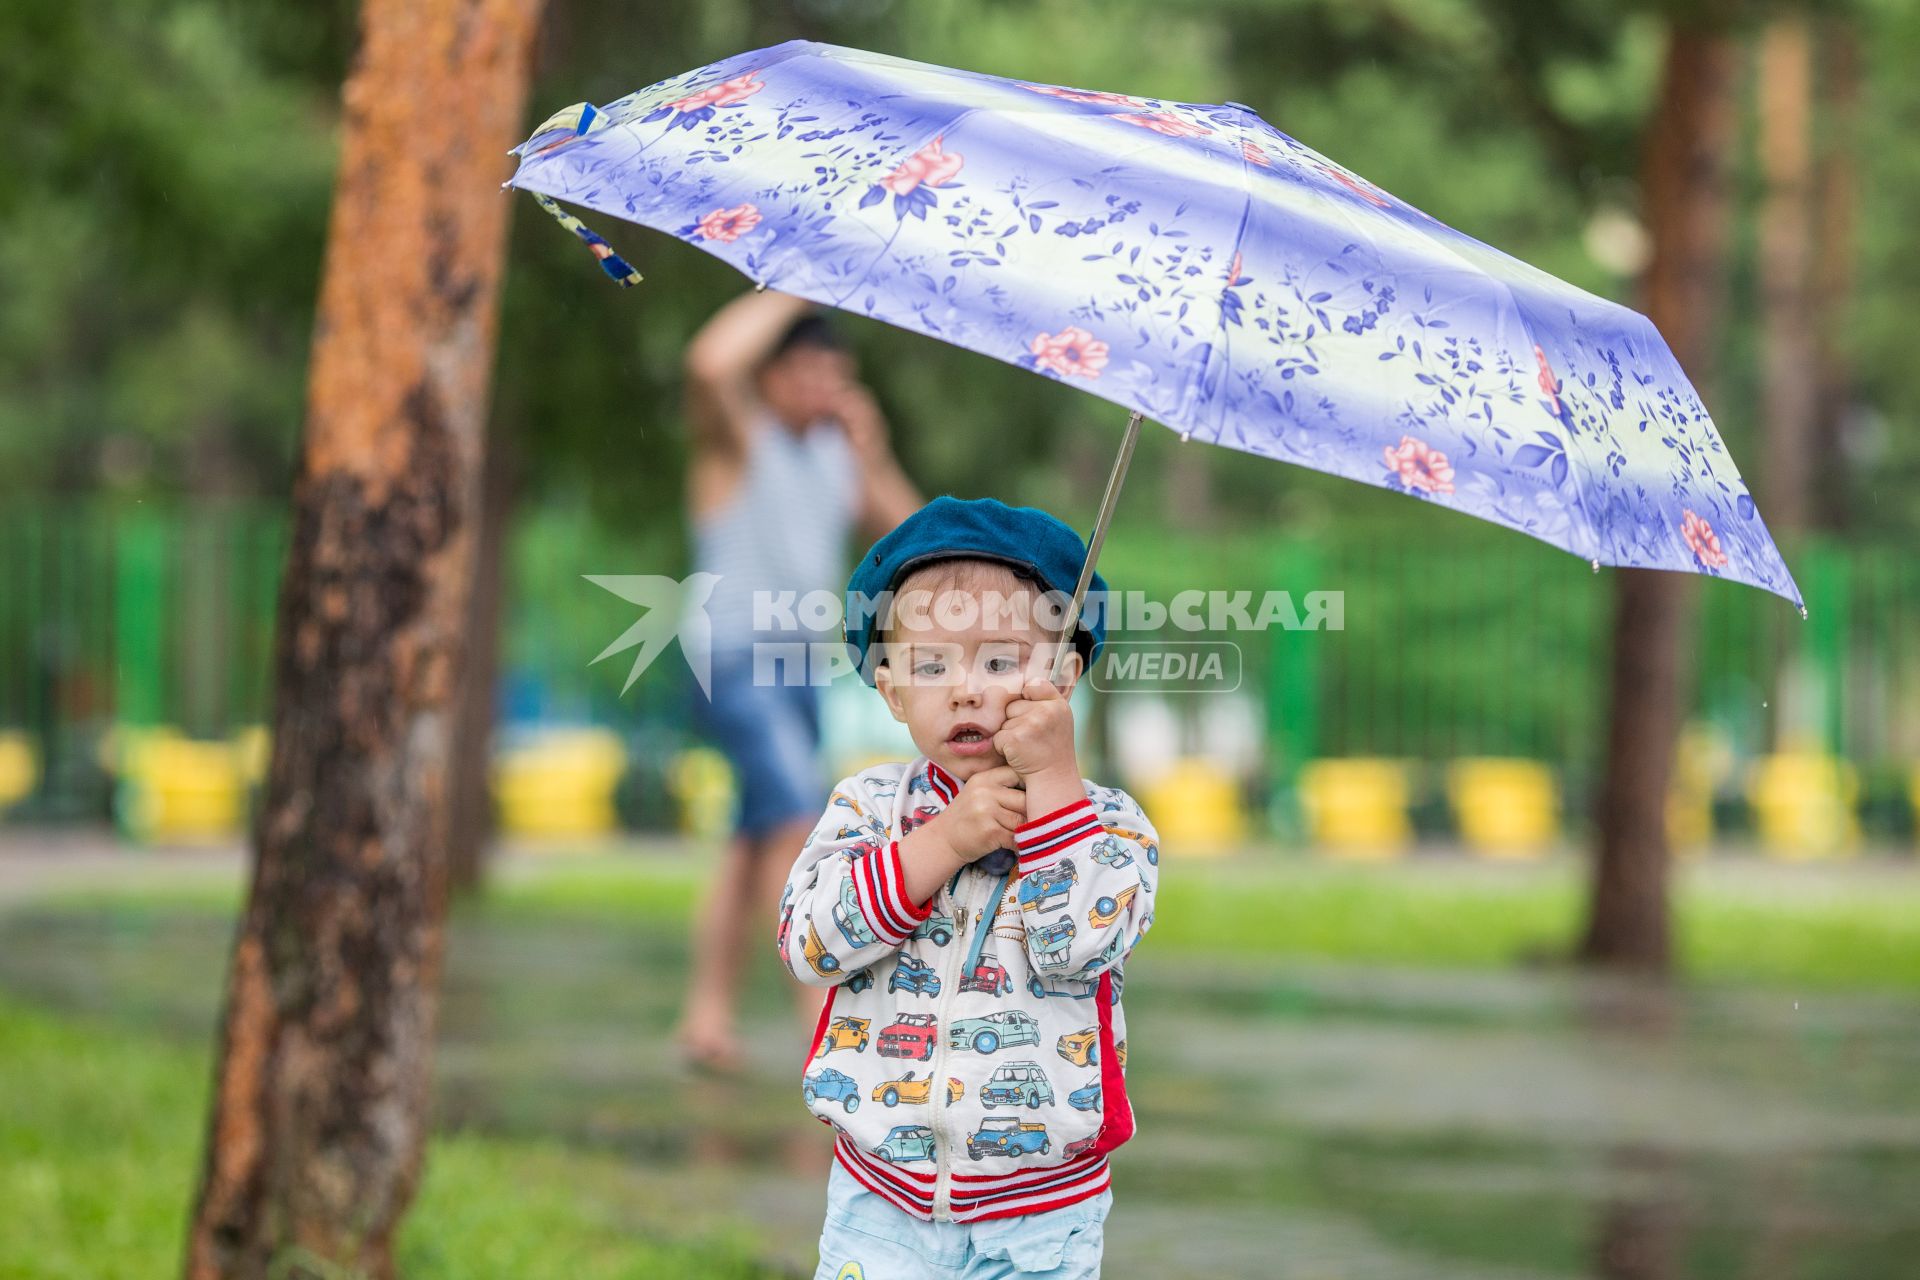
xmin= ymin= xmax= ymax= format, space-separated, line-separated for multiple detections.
xmin=674 ymin=289 xmax=922 ymax=1072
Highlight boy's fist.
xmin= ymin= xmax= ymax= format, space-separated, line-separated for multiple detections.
xmin=993 ymin=679 xmax=1077 ymax=781
xmin=929 ymin=765 xmax=1027 ymax=861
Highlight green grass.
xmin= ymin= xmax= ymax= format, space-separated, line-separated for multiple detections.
xmin=32 ymin=848 xmax=1920 ymax=991
xmin=464 ymin=852 xmax=1920 ymax=991
xmin=0 ymin=995 xmax=779 ymax=1279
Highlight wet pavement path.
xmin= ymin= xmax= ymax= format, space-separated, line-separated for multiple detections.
xmin=2 ymin=846 xmax=1917 ymax=1278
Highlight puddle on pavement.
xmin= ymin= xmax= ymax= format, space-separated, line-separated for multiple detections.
xmin=3 ymin=903 xmax=1916 ymax=1278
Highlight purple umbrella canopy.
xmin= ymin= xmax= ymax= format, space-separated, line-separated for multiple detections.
xmin=508 ymin=40 xmax=1801 ymax=609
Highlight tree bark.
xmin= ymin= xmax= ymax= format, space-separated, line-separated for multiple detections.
xmin=1579 ymin=27 xmax=1740 ymax=974
xmin=183 ymin=0 xmax=543 ymax=1275
xmin=447 ymin=427 xmax=516 ymax=895
xmin=1809 ymin=17 xmax=1860 ymax=532
xmin=1757 ymin=15 xmax=1817 ymax=538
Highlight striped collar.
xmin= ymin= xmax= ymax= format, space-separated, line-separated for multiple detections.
xmin=921 ymin=758 xmax=960 ymax=804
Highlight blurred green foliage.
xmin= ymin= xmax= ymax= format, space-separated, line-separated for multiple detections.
xmin=5 ymin=0 xmax=1916 ymax=544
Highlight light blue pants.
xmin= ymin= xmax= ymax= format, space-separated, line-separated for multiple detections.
xmin=812 ymin=1159 xmax=1112 ymax=1279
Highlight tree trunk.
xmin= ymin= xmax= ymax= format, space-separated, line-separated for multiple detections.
xmin=447 ymin=427 xmax=516 ymax=895
xmin=1757 ymin=15 xmax=1817 ymax=538
xmin=1579 ymin=27 xmax=1740 ymax=973
xmin=183 ymin=0 xmax=543 ymax=1275
xmin=1809 ymin=18 xmax=1860 ymax=532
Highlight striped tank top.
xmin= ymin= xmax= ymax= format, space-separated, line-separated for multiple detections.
xmin=691 ymin=412 xmax=859 ymax=655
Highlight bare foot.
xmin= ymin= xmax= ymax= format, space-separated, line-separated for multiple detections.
xmin=674 ymin=1024 xmax=745 ymax=1077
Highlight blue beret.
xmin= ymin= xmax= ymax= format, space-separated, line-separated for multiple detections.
xmin=843 ymin=496 xmax=1108 ymax=686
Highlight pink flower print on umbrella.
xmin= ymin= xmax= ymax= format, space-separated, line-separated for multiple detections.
xmin=1316 ymin=164 xmax=1391 ymax=207
xmin=880 ymin=135 xmax=964 ymax=194
xmin=1221 ymin=251 xmax=1251 ymax=326
xmin=667 ymin=72 xmax=764 ymax=112
xmin=862 ymin=135 xmax=965 ymax=220
xmin=1112 ymin=111 xmax=1214 ymax=138
xmin=1028 ymin=326 xmax=1110 ymax=379
xmin=649 ymin=72 xmax=764 ymax=130
xmin=1534 ymin=345 xmax=1564 ymax=418
xmin=1383 ymin=435 xmax=1456 ymax=496
xmin=1020 ymin=84 xmax=1147 ymax=107
xmin=1241 ymin=140 xmax=1273 ymax=167
xmin=1680 ymin=510 xmax=1729 ymax=568
xmin=694 ymin=203 xmax=762 ymax=242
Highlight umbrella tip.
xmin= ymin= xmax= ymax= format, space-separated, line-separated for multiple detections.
xmin=1799 ymin=604 xmax=1809 ymax=620
xmin=1179 ymin=429 xmax=1192 ymax=443
xmin=754 ymin=279 xmax=768 ymax=292
xmin=1591 ymin=558 xmax=1600 ymax=573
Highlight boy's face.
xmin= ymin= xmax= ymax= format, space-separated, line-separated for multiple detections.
xmin=873 ymin=568 xmax=1083 ymax=783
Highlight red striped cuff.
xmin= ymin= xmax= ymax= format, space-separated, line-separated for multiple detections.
xmin=1015 ymin=797 xmax=1103 ymax=871
xmin=851 ymin=839 xmax=934 ymax=944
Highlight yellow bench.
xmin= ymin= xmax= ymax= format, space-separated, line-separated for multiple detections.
xmin=0 ymin=732 xmax=37 ymax=815
xmin=494 ymin=729 xmax=628 ymax=842
xmin=1746 ymin=753 xmax=1859 ymax=860
xmin=1296 ymin=758 xmax=1412 ymax=860
xmin=1137 ymin=758 xmax=1244 ymax=858
xmin=1446 ymin=758 xmax=1559 ymax=859
xmin=111 ymin=728 xmax=248 ymax=845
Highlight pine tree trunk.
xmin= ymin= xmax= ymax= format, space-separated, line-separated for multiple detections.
xmin=1757 ymin=15 xmax=1817 ymax=538
xmin=447 ymin=429 xmax=516 ymax=896
xmin=183 ymin=0 xmax=543 ymax=1275
xmin=1810 ymin=18 xmax=1860 ymax=532
xmin=1579 ymin=27 xmax=1740 ymax=973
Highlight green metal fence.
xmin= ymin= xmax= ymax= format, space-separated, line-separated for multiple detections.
xmin=1 ymin=501 xmax=1915 ymax=830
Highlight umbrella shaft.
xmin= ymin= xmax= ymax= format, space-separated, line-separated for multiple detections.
xmin=1050 ymin=410 xmax=1143 ymax=684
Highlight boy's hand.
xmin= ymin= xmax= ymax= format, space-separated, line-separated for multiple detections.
xmin=994 ymin=679 xmax=1078 ymax=784
xmin=925 ymin=765 xmax=1027 ymax=861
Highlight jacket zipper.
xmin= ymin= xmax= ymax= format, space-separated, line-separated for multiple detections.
xmin=927 ymin=867 xmax=988 ymax=1220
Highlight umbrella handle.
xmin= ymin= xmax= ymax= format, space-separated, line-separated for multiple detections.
xmin=1048 ymin=409 xmax=1143 ymax=685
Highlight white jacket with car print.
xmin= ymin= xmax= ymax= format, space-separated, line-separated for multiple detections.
xmin=776 ymin=755 xmax=1159 ymax=1223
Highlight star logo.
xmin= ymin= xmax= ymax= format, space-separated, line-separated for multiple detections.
xmin=585 ymin=573 xmax=720 ymax=695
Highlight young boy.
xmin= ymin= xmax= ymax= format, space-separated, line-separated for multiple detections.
xmin=775 ymin=496 xmax=1160 ymax=1279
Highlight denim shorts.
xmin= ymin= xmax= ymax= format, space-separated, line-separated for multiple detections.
xmin=813 ymin=1159 xmax=1111 ymax=1279
xmin=688 ymin=648 xmax=826 ymax=839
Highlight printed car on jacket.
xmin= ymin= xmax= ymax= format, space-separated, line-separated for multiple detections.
xmin=872 ymin=1071 xmax=963 ymax=1108
xmin=1029 ymin=973 xmax=1098 ymax=1002
xmin=876 ymin=1124 xmax=936 ymax=1163
xmin=1027 ymin=917 xmax=1076 ymax=967
xmin=1056 ymin=1027 xmax=1098 ymax=1067
xmin=980 ymin=1060 xmax=1055 ymax=1109
xmin=948 ymin=1010 xmax=1040 ymax=1054
xmin=1089 ymin=834 xmax=1133 ymax=869
xmin=876 ymin=1013 xmax=938 ymax=1060
xmin=910 ymin=911 xmax=956 ymax=946
xmin=967 ymin=1118 xmax=1050 ymax=1160
xmin=1017 ymin=859 xmax=1077 ymax=913
xmin=814 ymin=1015 xmax=870 ymax=1056
xmin=1102 ymin=825 xmax=1158 ymax=865
xmin=801 ymin=921 xmax=839 ymax=978
xmin=959 ymin=955 xmax=1013 ymax=997
xmin=834 ymin=876 xmax=879 ymax=949
xmin=803 ymin=1067 xmax=860 ymax=1112
xmin=1068 ymin=1082 xmax=1101 ymax=1111
xmin=1088 ymin=884 xmax=1139 ymax=930
xmin=888 ymin=954 xmax=941 ymax=997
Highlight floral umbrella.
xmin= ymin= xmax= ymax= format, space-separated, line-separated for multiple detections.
xmin=506 ymin=39 xmax=1802 ymax=643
